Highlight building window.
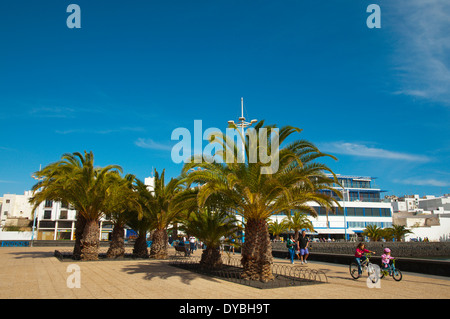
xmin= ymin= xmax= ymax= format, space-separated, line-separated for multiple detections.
xmin=43 ymin=210 xmax=52 ymax=219
xmin=381 ymin=208 xmax=391 ymax=217
xmin=44 ymin=200 xmax=53 ymax=208
xmin=348 ymin=221 xmax=365 ymax=228
xmin=59 ymin=210 xmax=68 ymax=219
xmin=61 ymin=201 xmax=69 ymax=209
xmin=346 ymin=207 xmax=356 ymax=216
xmin=5 ymin=199 xmax=10 ymax=203
xmin=354 ymin=208 xmax=364 ymax=216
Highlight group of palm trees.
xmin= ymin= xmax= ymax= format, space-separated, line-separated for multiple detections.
xmin=363 ymin=224 xmax=413 ymax=242
xmin=30 ymin=120 xmax=343 ymax=282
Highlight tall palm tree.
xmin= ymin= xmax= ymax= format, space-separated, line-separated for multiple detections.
xmin=104 ymin=173 xmax=141 ymax=259
xmin=180 ymin=207 xmax=241 ymax=269
xmin=182 ymin=121 xmax=340 ymax=282
xmin=29 ymin=151 xmax=122 ymax=260
xmin=283 ymin=211 xmax=315 ymax=241
xmin=134 ymin=169 xmax=188 ymax=259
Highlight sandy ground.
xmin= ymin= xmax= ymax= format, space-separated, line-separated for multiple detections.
xmin=0 ymin=246 xmax=448 ymax=299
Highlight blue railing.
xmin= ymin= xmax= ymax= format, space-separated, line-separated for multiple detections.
xmin=1 ymin=240 xmax=30 ymax=247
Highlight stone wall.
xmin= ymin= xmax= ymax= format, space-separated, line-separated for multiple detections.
xmin=272 ymin=241 xmax=450 ymax=258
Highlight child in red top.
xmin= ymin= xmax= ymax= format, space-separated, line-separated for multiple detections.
xmin=355 ymin=243 xmax=375 ymax=275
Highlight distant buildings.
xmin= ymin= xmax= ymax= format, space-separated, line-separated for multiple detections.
xmin=390 ymin=194 xmax=450 ymax=241
xmin=0 ymin=174 xmax=448 ymax=242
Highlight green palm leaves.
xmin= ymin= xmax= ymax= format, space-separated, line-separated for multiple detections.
xmin=182 ymin=120 xmax=340 ymax=282
xmin=29 ymin=151 xmax=122 ymax=260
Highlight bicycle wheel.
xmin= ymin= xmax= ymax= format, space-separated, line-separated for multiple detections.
xmin=392 ymin=269 xmax=403 ymax=281
xmin=349 ymin=262 xmax=360 ymax=279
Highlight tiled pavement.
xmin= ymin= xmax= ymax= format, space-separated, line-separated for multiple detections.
xmin=0 ymin=246 xmax=449 ymax=299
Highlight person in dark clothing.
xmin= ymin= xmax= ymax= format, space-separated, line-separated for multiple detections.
xmin=298 ymin=229 xmax=309 ymax=265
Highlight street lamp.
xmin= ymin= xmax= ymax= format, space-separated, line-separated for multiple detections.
xmin=30 ymin=165 xmax=42 ymax=246
xmin=342 ymin=181 xmax=348 ymax=241
xmin=227 ymin=97 xmax=257 ymax=162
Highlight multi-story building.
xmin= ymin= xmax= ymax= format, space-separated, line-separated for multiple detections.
xmin=271 ymin=174 xmax=393 ymax=240
xmin=391 ymin=194 xmax=450 ymax=241
xmin=0 ymin=191 xmax=34 ymax=229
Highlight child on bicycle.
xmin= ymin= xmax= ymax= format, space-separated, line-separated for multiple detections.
xmin=355 ymin=243 xmax=376 ymax=275
xmin=381 ymin=248 xmax=395 ymax=275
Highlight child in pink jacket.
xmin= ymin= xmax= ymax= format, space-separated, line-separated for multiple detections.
xmin=381 ymin=248 xmax=395 ymax=274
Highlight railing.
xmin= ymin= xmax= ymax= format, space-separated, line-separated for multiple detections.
xmin=169 ymin=255 xmax=328 ymax=289
xmin=0 ymin=240 xmax=30 ymax=247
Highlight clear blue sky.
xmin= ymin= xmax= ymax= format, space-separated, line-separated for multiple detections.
xmin=0 ymin=0 xmax=449 ymax=197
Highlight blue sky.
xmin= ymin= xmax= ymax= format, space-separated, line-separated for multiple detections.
xmin=0 ymin=0 xmax=449 ymax=197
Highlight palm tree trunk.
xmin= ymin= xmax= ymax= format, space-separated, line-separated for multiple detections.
xmin=106 ymin=222 xmax=125 ymax=258
xmin=241 ymin=218 xmax=274 ymax=282
xmin=80 ymin=219 xmax=100 ymax=261
xmin=150 ymin=229 xmax=168 ymax=259
xmin=200 ymin=247 xmax=222 ymax=270
xmin=133 ymin=232 xmax=148 ymax=258
xmin=72 ymin=214 xmax=86 ymax=260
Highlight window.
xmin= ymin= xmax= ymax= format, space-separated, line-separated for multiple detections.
xmin=365 ymin=208 xmax=380 ymax=216
xmin=61 ymin=201 xmax=69 ymax=209
xmin=58 ymin=221 xmax=72 ymax=228
xmin=5 ymin=199 xmax=10 ymax=203
xmin=44 ymin=200 xmax=53 ymax=208
xmin=346 ymin=207 xmax=356 ymax=216
xmin=355 ymin=208 xmax=364 ymax=216
xmin=381 ymin=208 xmax=391 ymax=216
xmin=59 ymin=210 xmax=68 ymax=219
xmin=348 ymin=221 xmax=365 ymax=228
xmin=43 ymin=210 xmax=52 ymax=219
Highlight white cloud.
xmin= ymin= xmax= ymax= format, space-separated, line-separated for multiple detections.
xmin=134 ymin=138 xmax=173 ymax=151
xmin=319 ymin=142 xmax=431 ymax=162
xmin=389 ymin=0 xmax=450 ymax=105
xmin=394 ymin=178 xmax=450 ymax=187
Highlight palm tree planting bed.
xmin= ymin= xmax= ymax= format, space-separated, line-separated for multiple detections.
xmin=54 ymin=249 xmax=149 ymax=261
xmin=169 ymin=256 xmax=328 ymax=289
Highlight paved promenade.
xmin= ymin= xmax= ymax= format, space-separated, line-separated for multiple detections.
xmin=0 ymin=246 xmax=449 ymax=299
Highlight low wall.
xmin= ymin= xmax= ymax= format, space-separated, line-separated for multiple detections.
xmin=0 ymin=231 xmax=32 ymax=240
xmin=272 ymin=242 xmax=450 ymax=277
xmin=272 ymin=241 xmax=450 ymax=258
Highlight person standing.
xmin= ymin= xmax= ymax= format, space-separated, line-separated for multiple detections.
xmin=286 ymin=235 xmax=296 ymax=264
xmin=298 ymin=229 xmax=310 ymax=265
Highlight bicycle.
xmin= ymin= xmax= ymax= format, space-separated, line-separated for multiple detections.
xmin=349 ymin=253 xmax=377 ymax=282
xmin=380 ymin=259 xmax=402 ymax=281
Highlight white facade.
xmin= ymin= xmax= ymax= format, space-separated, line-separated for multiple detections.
xmin=0 ymin=191 xmax=34 ymax=227
xmin=391 ymin=194 xmax=450 ymax=242
xmin=270 ymin=175 xmax=393 ymax=240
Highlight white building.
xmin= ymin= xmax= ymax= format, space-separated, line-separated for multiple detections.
xmin=270 ymin=174 xmax=393 ymax=241
xmin=0 ymin=191 xmax=34 ymax=228
xmin=391 ymin=194 xmax=450 ymax=241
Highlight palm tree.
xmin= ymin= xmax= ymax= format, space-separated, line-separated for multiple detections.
xmin=182 ymin=121 xmax=340 ymax=282
xmin=104 ymin=173 xmax=141 ymax=259
xmin=180 ymin=207 xmax=241 ymax=269
xmin=134 ymin=169 xmax=187 ymax=259
xmin=363 ymin=224 xmax=384 ymax=242
xmin=268 ymin=219 xmax=288 ymax=241
xmin=283 ymin=211 xmax=315 ymax=241
xmin=388 ymin=225 xmax=413 ymax=242
xmin=29 ymin=151 xmax=122 ymax=260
